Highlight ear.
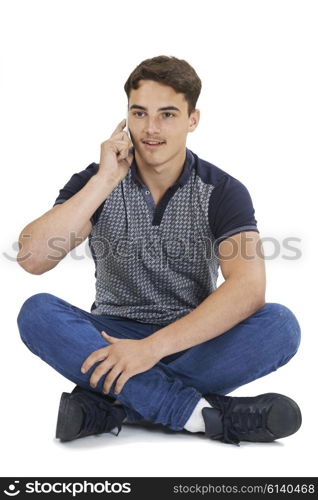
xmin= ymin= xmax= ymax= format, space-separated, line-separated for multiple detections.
xmin=188 ymin=109 xmax=200 ymax=133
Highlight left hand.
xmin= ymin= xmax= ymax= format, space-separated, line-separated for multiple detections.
xmin=81 ymin=332 xmax=160 ymax=395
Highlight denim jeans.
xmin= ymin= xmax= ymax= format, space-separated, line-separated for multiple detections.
xmin=17 ymin=293 xmax=301 ymax=431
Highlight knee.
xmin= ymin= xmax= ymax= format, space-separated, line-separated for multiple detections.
xmin=17 ymin=292 xmax=56 ymax=344
xmin=264 ymin=303 xmax=301 ymax=360
xmin=17 ymin=292 xmax=55 ymax=322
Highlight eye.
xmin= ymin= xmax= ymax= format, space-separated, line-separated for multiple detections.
xmin=162 ymin=112 xmax=175 ymax=118
xmin=133 ymin=111 xmax=145 ymax=117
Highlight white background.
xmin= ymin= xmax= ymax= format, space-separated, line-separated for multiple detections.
xmin=1 ymin=0 xmax=317 ymax=478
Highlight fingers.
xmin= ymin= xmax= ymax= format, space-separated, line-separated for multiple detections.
xmin=110 ymin=119 xmax=126 ymax=138
xmin=81 ymin=347 xmax=108 ymax=374
xmin=112 ymin=132 xmax=133 ymax=155
xmin=102 ymin=120 xmax=133 ymax=164
xmin=101 ymin=135 xmax=133 ymax=158
xmin=113 ymin=372 xmax=131 ymax=395
xmin=102 ymin=366 xmax=123 ymax=394
xmin=101 ymin=331 xmax=113 ymax=342
xmin=89 ymin=358 xmax=116 ymax=388
xmin=102 ymin=367 xmax=131 ymax=395
xmin=109 ymin=139 xmax=133 ymax=163
xmin=117 ymin=146 xmax=134 ymax=162
xmin=111 ymin=131 xmax=130 ymax=142
xmin=101 ymin=331 xmax=121 ymax=343
xmin=120 ymin=150 xmax=134 ymax=167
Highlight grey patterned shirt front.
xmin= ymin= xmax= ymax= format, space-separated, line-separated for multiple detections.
xmin=53 ymin=148 xmax=258 ymax=325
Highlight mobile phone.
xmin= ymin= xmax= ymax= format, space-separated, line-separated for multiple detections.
xmin=126 ymin=111 xmax=131 ymax=140
xmin=125 ymin=110 xmax=134 ymax=160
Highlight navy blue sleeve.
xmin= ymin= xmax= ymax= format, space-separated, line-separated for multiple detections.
xmin=208 ymin=174 xmax=259 ymax=245
xmin=53 ymin=162 xmax=104 ymax=226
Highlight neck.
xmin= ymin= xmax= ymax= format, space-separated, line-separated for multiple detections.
xmin=134 ymin=148 xmax=187 ymax=192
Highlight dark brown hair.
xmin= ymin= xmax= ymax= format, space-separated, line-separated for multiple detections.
xmin=124 ymin=55 xmax=202 ymax=116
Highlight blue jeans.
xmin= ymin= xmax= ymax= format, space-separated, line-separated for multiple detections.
xmin=17 ymin=293 xmax=301 ymax=431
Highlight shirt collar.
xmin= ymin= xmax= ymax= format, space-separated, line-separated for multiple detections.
xmin=130 ymin=147 xmax=194 ymax=189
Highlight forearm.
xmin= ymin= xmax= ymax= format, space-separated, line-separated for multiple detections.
xmin=17 ymin=173 xmax=117 ymax=273
xmin=147 ymin=276 xmax=265 ymax=358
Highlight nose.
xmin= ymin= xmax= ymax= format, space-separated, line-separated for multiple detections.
xmin=143 ymin=116 xmax=161 ymax=136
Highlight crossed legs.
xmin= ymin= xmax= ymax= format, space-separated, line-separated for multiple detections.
xmin=17 ymin=293 xmax=301 ymax=431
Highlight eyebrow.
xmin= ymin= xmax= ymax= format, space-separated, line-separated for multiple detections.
xmin=129 ymin=104 xmax=181 ymax=112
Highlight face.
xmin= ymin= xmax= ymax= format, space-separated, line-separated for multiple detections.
xmin=127 ymin=80 xmax=200 ymax=168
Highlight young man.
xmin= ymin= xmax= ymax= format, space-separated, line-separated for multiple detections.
xmin=17 ymin=56 xmax=301 ymax=446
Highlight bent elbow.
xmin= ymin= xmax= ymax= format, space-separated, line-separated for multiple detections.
xmin=251 ymin=288 xmax=266 ymax=311
xmin=248 ymin=279 xmax=266 ymax=312
xmin=17 ymin=254 xmax=44 ymax=275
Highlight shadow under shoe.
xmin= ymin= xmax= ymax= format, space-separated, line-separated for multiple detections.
xmin=202 ymin=392 xmax=302 ymax=446
xmin=55 ymin=386 xmax=127 ymax=442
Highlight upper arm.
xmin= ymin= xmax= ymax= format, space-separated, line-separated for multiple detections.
xmin=218 ymin=231 xmax=266 ymax=295
xmin=209 ymin=174 xmax=259 ymax=244
xmin=208 ymin=173 xmax=265 ymax=297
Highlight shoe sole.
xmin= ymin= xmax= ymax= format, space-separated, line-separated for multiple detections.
xmin=265 ymin=392 xmax=302 ymax=440
xmin=55 ymin=392 xmax=83 ymax=442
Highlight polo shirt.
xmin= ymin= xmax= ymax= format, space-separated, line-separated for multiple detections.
xmin=53 ymin=148 xmax=259 ymax=325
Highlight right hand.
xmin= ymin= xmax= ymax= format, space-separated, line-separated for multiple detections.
xmin=98 ymin=119 xmax=134 ymax=184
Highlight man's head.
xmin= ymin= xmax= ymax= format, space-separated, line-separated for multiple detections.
xmin=124 ymin=56 xmax=201 ymax=168
xmin=124 ymin=55 xmax=202 ymax=117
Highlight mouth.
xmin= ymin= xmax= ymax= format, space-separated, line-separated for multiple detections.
xmin=142 ymin=139 xmax=166 ymax=150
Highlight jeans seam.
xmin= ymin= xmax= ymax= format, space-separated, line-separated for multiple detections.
xmin=176 ymin=390 xmax=202 ymax=431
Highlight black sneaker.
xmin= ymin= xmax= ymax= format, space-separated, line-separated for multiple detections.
xmin=55 ymin=386 xmax=127 ymax=442
xmin=202 ymin=392 xmax=302 ymax=446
